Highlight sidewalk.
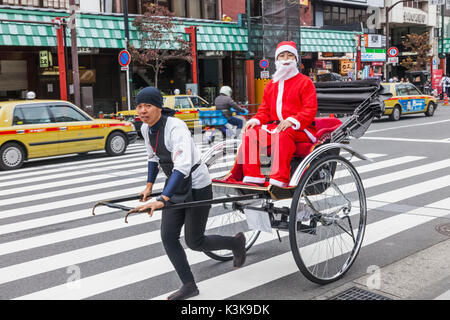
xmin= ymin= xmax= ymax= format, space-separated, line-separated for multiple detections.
xmin=315 ymin=237 xmax=450 ymax=300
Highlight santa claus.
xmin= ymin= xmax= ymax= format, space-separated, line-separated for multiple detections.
xmin=226 ymin=41 xmax=318 ymax=187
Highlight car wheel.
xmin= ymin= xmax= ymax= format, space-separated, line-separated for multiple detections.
xmin=389 ymin=105 xmax=401 ymax=121
xmin=425 ymin=102 xmax=436 ymax=117
xmin=105 ymin=132 xmax=127 ymax=156
xmin=0 ymin=142 xmax=25 ymax=170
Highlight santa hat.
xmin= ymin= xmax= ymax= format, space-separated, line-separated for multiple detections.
xmin=275 ymin=41 xmax=299 ymax=61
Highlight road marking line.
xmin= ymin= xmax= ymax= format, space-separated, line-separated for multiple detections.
xmin=360 ymin=137 xmax=450 ymax=144
xmin=366 ymin=119 xmax=450 ymax=134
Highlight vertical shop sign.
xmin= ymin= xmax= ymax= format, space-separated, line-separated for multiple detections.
xmin=432 ymin=69 xmax=443 ymax=94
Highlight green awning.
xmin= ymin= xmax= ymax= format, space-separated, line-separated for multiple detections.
xmin=0 ymin=8 xmax=248 ymax=51
xmin=0 ymin=8 xmax=358 ymax=53
xmin=301 ymin=29 xmax=359 ymax=53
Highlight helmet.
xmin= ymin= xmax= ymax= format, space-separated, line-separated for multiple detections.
xmin=220 ymin=86 xmax=232 ymax=97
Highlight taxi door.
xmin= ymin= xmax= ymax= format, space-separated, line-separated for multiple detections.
xmin=47 ymin=103 xmax=101 ymax=155
xmin=12 ymin=104 xmax=59 ymax=158
xmin=174 ymin=96 xmax=196 ymax=129
xmin=395 ymin=84 xmax=412 ymax=114
xmin=405 ymin=84 xmax=426 ymax=113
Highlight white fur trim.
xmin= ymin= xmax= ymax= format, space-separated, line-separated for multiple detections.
xmin=276 ymin=80 xmax=285 ymax=121
xmin=303 ymin=129 xmax=317 ymax=143
xmin=275 ymin=44 xmax=299 ymax=61
xmin=269 ymin=178 xmax=288 ymax=188
xmin=243 ymin=176 xmax=266 ymax=184
xmin=286 ymin=117 xmax=301 ymax=130
xmin=246 ymin=118 xmax=261 ymax=126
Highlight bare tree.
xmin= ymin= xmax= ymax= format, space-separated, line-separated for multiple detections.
xmin=400 ymin=32 xmax=432 ymax=71
xmin=129 ymin=3 xmax=192 ymax=88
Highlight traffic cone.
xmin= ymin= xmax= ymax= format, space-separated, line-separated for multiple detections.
xmin=445 ymin=93 xmax=448 ymax=106
xmin=329 ymin=113 xmax=335 ymax=118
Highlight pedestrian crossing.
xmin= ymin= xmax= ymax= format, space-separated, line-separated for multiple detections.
xmin=1 ymin=140 xmax=450 ymax=300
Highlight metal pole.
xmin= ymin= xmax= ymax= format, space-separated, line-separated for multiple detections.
xmin=385 ymin=7 xmax=390 ymax=80
xmin=123 ymin=0 xmax=132 ymax=110
xmin=126 ymin=67 xmax=131 ymax=110
xmin=441 ymin=3 xmax=445 ymax=72
xmin=69 ymin=0 xmax=81 ymax=108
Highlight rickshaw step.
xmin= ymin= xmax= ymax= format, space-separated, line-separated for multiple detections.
xmin=270 ymin=220 xmax=316 ymax=235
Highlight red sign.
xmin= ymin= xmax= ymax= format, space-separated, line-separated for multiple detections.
xmin=372 ymin=61 xmax=384 ymax=66
xmin=259 ymin=59 xmax=269 ymax=69
xmin=118 ymin=50 xmax=131 ymax=67
xmin=432 ymin=69 xmax=443 ymax=94
xmin=388 ymin=47 xmax=399 ymax=57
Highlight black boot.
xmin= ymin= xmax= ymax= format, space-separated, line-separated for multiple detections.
xmin=232 ymin=232 xmax=246 ymax=268
xmin=167 ymin=282 xmax=199 ymax=300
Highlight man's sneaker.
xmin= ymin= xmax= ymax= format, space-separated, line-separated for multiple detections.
xmin=166 ymin=282 xmax=199 ymax=300
xmin=232 ymin=232 xmax=246 ymax=268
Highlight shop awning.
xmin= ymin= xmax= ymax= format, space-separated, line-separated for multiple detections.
xmin=0 ymin=7 xmax=248 ymax=51
xmin=301 ymin=29 xmax=359 ymax=53
xmin=0 ymin=8 xmax=358 ymax=53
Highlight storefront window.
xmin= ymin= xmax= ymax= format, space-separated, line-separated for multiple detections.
xmin=348 ymin=8 xmax=354 ymax=24
xmin=323 ymin=5 xmax=367 ymax=26
xmin=332 ymin=6 xmax=339 ymax=25
xmin=203 ymin=0 xmax=217 ymax=20
xmin=188 ymin=0 xmax=202 ymax=18
xmin=172 ymin=0 xmax=186 ymax=17
xmin=340 ymin=7 xmax=347 ymax=24
xmin=324 ymin=6 xmax=331 ymax=25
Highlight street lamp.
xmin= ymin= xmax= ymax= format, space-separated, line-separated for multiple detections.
xmin=384 ymin=0 xmax=410 ymax=79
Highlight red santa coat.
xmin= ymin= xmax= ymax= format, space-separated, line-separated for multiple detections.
xmin=250 ymin=73 xmax=318 ymax=140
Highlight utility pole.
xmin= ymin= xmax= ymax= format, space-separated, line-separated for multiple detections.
xmin=69 ymin=0 xmax=81 ymax=108
xmin=384 ymin=0 xmax=410 ymax=80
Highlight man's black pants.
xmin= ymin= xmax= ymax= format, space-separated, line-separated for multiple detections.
xmin=160 ymin=184 xmax=239 ymax=284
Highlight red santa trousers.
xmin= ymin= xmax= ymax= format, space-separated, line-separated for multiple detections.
xmin=239 ymin=123 xmax=316 ymax=187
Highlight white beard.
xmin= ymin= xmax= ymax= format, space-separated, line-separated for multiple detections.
xmin=272 ymin=59 xmax=299 ymax=83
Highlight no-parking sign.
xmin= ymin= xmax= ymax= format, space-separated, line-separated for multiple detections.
xmin=388 ymin=47 xmax=399 ymax=58
xmin=118 ymin=50 xmax=131 ymax=67
xmin=259 ymin=59 xmax=269 ymax=69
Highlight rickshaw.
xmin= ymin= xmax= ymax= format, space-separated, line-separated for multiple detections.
xmin=92 ymin=79 xmax=391 ymax=285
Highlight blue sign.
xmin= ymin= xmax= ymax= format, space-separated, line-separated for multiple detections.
xmin=119 ymin=50 xmax=131 ymax=67
xmin=259 ymin=59 xmax=269 ymax=69
xmin=399 ymin=99 xmax=425 ymax=113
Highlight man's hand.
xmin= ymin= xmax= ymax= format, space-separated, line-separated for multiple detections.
xmin=139 ymin=183 xmax=153 ymax=202
xmin=128 ymin=200 xmax=165 ymax=219
xmin=276 ymin=119 xmax=294 ymax=132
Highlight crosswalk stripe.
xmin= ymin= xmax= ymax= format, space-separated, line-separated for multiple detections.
xmin=0 ymin=146 xmax=145 ymax=178
xmin=0 ymin=155 xmax=146 ymax=188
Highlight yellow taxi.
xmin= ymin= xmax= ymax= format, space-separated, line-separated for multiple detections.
xmin=0 ymin=95 xmax=137 ymax=170
xmin=382 ymin=82 xmax=437 ymax=121
xmin=116 ymin=95 xmax=214 ymax=134
xmin=164 ymin=94 xmax=213 ymax=129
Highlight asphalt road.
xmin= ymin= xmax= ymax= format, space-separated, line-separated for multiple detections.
xmin=0 ymin=105 xmax=450 ymax=301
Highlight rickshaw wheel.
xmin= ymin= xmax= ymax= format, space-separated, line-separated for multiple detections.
xmin=289 ymin=154 xmax=367 ymax=284
xmin=202 ymin=139 xmax=262 ymax=261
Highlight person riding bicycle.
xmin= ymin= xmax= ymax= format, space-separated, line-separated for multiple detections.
xmin=214 ymin=86 xmax=247 ymax=138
